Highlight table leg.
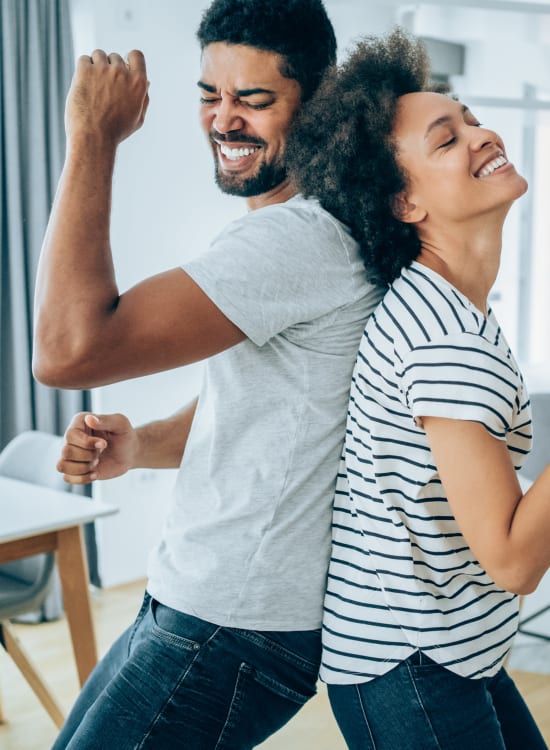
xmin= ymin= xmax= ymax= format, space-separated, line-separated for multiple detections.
xmin=1 ymin=621 xmax=65 ymax=728
xmin=56 ymin=526 xmax=98 ymax=686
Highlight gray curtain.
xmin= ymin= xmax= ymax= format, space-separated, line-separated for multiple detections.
xmin=0 ymin=0 xmax=91 ymax=449
xmin=0 ymin=0 xmax=100 ymax=594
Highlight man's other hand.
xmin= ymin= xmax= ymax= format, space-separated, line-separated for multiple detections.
xmin=57 ymin=412 xmax=137 ymax=484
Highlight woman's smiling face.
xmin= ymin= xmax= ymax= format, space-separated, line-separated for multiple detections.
xmin=391 ymin=91 xmax=528 ymax=227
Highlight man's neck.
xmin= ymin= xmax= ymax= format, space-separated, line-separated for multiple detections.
xmin=245 ymin=178 xmax=298 ymax=211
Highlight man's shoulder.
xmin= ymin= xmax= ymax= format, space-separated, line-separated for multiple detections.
xmin=236 ymin=193 xmax=355 ymax=250
xmin=256 ymin=193 xmax=340 ymax=225
xmin=194 ymin=193 xmax=362 ymax=277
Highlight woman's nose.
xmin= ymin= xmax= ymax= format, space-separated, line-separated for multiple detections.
xmin=471 ymin=125 xmax=500 ymax=152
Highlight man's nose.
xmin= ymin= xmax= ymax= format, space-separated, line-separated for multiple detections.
xmin=212 ymin=98 xmax=244 ymax=135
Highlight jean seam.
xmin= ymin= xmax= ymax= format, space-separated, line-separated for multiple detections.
xmin=136 ymin=624 xmax=223 ymax=749
xmin=126 ymin=592 xmax=151 ymax=658
xmin=355 ymin=684 xmax=377 ymax=749
xmin=232 ymin=629 xmax=319 ymax=673
xmin=214 ymin=660 xmax=314 ymax=750
xmin=253 ymin=663 xmax=316 ymax=703
xmin=214 ymin=662 xmax=249 ymax=750
xmin=406 ymin=659 xmax=444 ymax=750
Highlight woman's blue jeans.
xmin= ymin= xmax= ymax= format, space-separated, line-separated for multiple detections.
xmin=52 ymin=592 xmax=321 ymax=749
xmin=328 ymin=651 xmax=548 ymax=750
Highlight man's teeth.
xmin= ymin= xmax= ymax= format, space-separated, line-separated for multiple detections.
xmin=477 ymin=155 xmax=507 ymax=177
xmin=219 ymin=144 xmax=259 ymax=160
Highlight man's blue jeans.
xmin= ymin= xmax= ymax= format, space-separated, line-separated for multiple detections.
xmin=52 ymin=592 xmax=321 ymax=749
xmin=328 ymin=651 xmax=548 ymax=750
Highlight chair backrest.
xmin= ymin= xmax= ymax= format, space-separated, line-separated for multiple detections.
xmin=0 ymin=430 xmax=66 ymax=489
xmin=521 ymin=392 xmax=550 ymax=481
xmin=0 ymin=431 xmax=66 ymax=587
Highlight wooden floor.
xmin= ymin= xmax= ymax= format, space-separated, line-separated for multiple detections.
xmin=1 ymin=579 xmax=549 ymax=749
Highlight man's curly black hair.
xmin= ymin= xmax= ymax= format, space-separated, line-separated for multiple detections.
xmin=196 ymin=0 xmax=337 ymax=102
xmin=287 ymin=28 xmax=432 ymax=285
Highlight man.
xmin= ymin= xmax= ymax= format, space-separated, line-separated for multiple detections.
xmin=33 ymin=0 xmax=382 ymax=747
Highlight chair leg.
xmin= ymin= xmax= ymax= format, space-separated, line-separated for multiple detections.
xmin=517 ymin=603 xmax=550 ymax=641
xmin=0 ymin=623 xmax=7 ymax=723
xmin=0 ymin=621 xmax=65 ymax=729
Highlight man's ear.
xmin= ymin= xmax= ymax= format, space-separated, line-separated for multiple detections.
xmin=392 ymin=192 xmax=427 ymax=224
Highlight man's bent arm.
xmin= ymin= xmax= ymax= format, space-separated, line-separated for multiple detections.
xmin=133 ymin=400 xmax=198 ymax=470
xmin=33 ymin=50 xmax=244 ymax=391
xmin=58 ymin=399 xmax=198 ymax=484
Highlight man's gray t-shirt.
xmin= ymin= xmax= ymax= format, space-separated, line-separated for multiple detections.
xmin=146 ymin=195 xmax=382 ymax=630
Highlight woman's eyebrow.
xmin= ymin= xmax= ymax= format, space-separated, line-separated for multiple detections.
xmin=424 ymin=104 xmax=469 ymax=139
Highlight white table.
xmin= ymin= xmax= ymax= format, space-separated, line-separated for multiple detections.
xmin=0 ymin=476 xmax=117 ymax=685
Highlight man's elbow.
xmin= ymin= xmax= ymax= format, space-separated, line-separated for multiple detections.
xmin=33 ymin=354 xmax=78 ymax=390
xmin=32 ymin=339 xmax=91 ymax=390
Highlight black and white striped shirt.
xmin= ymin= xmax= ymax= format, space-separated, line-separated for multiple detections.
xmin=321 ymin=262 xmax=532 ymax=684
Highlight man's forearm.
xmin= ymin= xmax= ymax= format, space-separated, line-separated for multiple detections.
xmin=33 ymin=51 xmax=149 ymax=387
xmin=132 ymin=398 xmax=199 ymax=469
xmin=33 ymin=135 xmax=120 ymax=379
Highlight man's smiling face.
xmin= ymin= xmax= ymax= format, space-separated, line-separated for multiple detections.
xmin=199 ymin=42 xmax=302 ymax=200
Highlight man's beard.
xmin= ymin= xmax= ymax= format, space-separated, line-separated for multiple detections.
xmin=214 ymin=158 xmax=288 ymax=197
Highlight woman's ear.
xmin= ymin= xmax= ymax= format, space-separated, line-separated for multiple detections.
xmin=392 ymin=192 xmax=427 ymax=224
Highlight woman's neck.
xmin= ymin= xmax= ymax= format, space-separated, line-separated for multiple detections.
xmin=415 ymin=218 xmax=504 ymax=316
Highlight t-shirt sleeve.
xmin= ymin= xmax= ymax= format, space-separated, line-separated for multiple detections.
xmin=400 ymin=332 xmax=520 ymax=440
xmin=181 ymin=200 xmax=361 ymax=346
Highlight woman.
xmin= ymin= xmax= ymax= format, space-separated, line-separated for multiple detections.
xmin=287 ymin=29 xmax=548 ymax=750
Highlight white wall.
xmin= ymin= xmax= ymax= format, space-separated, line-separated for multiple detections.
xmin=408 ymin=3 xmax=550 ymax=359
xmin=69 ymin=0 xmax=550 ymax=586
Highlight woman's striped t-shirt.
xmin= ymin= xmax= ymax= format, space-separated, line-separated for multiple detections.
xmin=321 ymin=261 xmax=532 ymax=685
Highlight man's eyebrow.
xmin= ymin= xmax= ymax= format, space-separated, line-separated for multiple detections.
xmin=424 ymin=104 xmax=469 ymax=139
xmin=197 ymin=81 xmax=275 ymax=97
xmin=197 ymin=81 xmax=216 ymax=93
xmin=235 ymin=87 xmax=275 ymax=97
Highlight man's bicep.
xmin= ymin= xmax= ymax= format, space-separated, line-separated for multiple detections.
xmin=48 ymin=267 xmax=246 ymax=389
xmin=105 ymin=267 xmax=246 ymax=370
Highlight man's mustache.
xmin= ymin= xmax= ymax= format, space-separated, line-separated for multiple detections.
xmin=210 ymin=131 xmax=266 ymax=147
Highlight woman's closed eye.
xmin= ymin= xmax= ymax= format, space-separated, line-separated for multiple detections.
xmin=438 ymin=136 xmax=456 ymax=149
xmin=437 ymin=119 xmax=482 ymax=149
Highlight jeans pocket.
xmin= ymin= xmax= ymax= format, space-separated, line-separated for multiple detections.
xmin=252 ymin=663 xmax=316 ymax=704
xmin=150 ymin=599 xmax=212 ymax=652
xmin=234 ymin=628 xmax=322 ymax=675
xmin=215 ymin=662 xmax=315 ymax=750
xmin=408 ymin=650 xmax=442 ymax=671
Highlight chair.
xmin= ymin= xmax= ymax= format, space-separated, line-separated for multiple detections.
xmin=517 ymin=392 xmax=550 ymax=642
xmin=0 ymin=430 xmax=67 ymax=729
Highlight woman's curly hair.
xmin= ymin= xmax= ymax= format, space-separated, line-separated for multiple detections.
xmin=287 ymin=28 xmax=432 ymax=285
